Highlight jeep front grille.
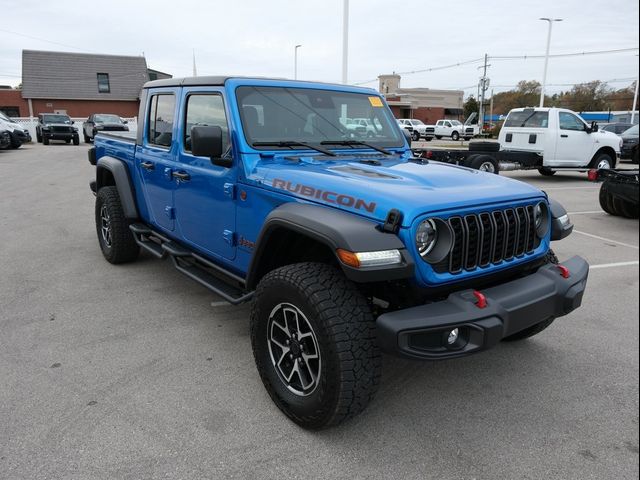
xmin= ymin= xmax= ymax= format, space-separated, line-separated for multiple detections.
xmin=433 ymin=206 xmax=541 ymax=274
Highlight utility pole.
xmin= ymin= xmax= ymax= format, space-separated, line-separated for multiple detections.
xmin=478 ymin=54 xmax=489 ymax=133
xmin=294 ymin=44 xmax=302 ymax=80
xmin=341 ymin=0 xmax=349 ymax=84
xmin=489 ymin=89 xmax=494 ymax=132
xmin=539 ymin=18 xmax=562 ymax=107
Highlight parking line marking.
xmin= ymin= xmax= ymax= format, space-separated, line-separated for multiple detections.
xmin=590 ymin=261 xmax=639 ymax=270
xmin=211 ymin=301 xmax=230 ymax=307
xmin=572 ymin=230 xmax=639 ymax=249
xmin=567 ymin=210 xmax=606 ymax=215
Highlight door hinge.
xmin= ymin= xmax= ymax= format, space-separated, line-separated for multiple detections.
xmin=165 ymin=206 xmax=175 ymax=219
xmin=223 ymin=183 xmax=236 ymax=199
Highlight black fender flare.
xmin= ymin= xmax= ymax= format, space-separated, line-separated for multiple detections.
xmin=96 ymin=156 xmax=139 ymax=219
xmin=246 ymin=203 xmax=415 ymax=288
xmin=549 ymin=198 xmax=573 ymax=241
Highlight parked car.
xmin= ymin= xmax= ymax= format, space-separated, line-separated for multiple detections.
xmin=82 ymin=114 xmax=129 ymax=143
xmin=424 ymin=119 xmax=475 ymax=141
xmin=36 ymin=114 xmax=80 ymax=145
xmin=88 ymin=75 xmax=588 ymax=429
xmin=351 ymin=117 xmax=381 ymax=137
xmin=0 ymin=129 xmax=11 ymax=149
xmin=620 ymin=124 xmax=639 ymax=164
xmin=339 ymin=117 xmax=368 ymax=137
xmin=0 ymin=111 xmax=32 ymax=148
xmin=598 ymin=123 xmax=634 ymax=135
xmin=397 ymin=119 xmax=431 ymax=141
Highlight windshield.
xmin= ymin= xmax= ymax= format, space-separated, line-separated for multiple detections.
xmin=0 ymin=111 xmax=12 ymax=122
xmin=43 ymin=114 xmax=72 ymax=124
xmin=236 ymin=86 xmax=404 ymax=150
xmin=623 ymin=124 xmax=638 ymax=136
xmin=410 ymin=119 xmax=424 ymax=126
xmin=94 ymin=114 xmax=122 ymax=123
xmin=450 ymin=120 xmax=462 ymax=126
xmin=504 ymin=110 xmax=549 ymax=128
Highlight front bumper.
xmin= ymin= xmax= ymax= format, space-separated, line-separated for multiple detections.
xmin=621 ymin=144 xmax=637 ymax=158
xmin=377 ymin=256 xmax=589 ymax=360
xmin=43 ymin=130 xmax=78 ymax=140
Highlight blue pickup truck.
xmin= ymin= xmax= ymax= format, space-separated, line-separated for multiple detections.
xmin=88 ymin=76 xmax=589 ymax=429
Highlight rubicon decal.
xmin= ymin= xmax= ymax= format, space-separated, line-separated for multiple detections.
xmin=272 ymin=179 xmax=376 ymax=213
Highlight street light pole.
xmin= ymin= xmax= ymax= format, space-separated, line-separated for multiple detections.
xmin=631 ymin=56 xmax=639 ymax=123
xmin=342 ymin=0 xmax=349 ymax=84
xmin=539 ymin=17 xmax=562 ymax=107
xmin=294 ymin=44 xmax=302 ymax=80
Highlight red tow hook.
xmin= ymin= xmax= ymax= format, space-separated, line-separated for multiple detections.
xmin=556 ymin=265 xmax=571 ymax=279
xmin=473 ymin=290 xmax=488 ymax=309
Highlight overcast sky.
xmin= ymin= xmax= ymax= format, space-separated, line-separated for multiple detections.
xmin=1 ymin=0 xmax=638 ymax=98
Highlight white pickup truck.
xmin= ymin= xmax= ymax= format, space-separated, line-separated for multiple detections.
xmin=424 ymin=119 xmax=477 ymax=141
xmin=414 ymin=107 xmax=623 ymax=176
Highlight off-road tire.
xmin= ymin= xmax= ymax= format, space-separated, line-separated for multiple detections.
xmin=251 ymin=262 xmax=381 ymax=429
xmin=612 ymin=196 xmax=639 ymax=219
xmin=36 ymin=131 xmax=42 ymax=143
xmin=502 ymin=249 xmax=558 ymax=341
xmin=95 ymin=186 xmax=139 ymax=264
xmin=538 ymin=167 xmax=556 ymax=176
xmin=43 ymin=136 xmax=49 ymax=145
xmin=598 ymin=183 xmax=617 ymax=215
xmin=73 ymin=136 xmax=80 ymax=146
xmin=84 ymin=133 xmax=91 ymax=143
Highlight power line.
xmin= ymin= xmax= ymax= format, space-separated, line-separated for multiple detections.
xmin=0 ymin=28 xmax=95 ymax=53
xmin=353 ymin=57 xmax=485 ymax=85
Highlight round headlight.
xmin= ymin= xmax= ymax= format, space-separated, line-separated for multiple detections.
xmin=534 ymin=202 xmax=550 ymax=238
xmin=416 ymin=219 xmax=438 ymax=257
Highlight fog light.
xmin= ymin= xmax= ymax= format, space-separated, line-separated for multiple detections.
xmin=447 ymin=328 xmax=459 ymax=345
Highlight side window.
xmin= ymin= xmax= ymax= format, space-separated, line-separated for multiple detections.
xmin=559 ymin=112 xmax=586 ymax=131
xmin=148 ymin=94 xmax=175 ymax=147
xmin=445 ymin=121 xmax=452 ymax=128
xmin=184 ymin=94 xmax=230 ymax=153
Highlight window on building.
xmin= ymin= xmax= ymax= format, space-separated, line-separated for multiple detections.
xmin=183 ymin=94 xmax=229 ymax=153
xmin=97 ymin=73 xmax=110 ymax=93
xmin=148 ymin=94 xmax=175 ymax=147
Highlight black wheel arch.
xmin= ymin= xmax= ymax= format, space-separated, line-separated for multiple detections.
xmin=246 ymin=203 xmax=414 ymax=289
xmin=95 ymin=156 xmax=139 ymax=219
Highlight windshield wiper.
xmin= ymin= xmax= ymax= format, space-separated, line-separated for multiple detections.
xmin=252 ymin=141 xmax=336 ymax=157
xmin=320 ymin=140 xmax=392 ymax=156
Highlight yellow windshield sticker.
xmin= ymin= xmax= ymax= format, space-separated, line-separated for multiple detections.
xmin=368 ymin=96 xmax=383 ymax=107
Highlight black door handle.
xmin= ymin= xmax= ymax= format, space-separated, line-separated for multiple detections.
xmin=560 ymin=134 xmax=568 ymax=138
xmin=140 ymin=161 xmax=155 ymax=170
xmin=172 ymin=171 xmax=191 ymax=181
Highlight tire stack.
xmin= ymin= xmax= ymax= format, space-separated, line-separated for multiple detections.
xmin=599 ymin=180 xmax=639 ymax=219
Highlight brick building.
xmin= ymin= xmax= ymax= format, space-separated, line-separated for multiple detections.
xmin=378 ymin=74 xmax=464 ymax=124
xmin=0 ymin=50 xmax=171 ymax=118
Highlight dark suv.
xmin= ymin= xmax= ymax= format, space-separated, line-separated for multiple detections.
xmin=82 ymin=113 xmax=129 ymax=143
xmin=36 ymin=114 xmax=80 ymax=145
xmin=620 ymin=124 xmax=639 ymax=164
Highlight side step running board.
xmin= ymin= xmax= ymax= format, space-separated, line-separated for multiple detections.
xmin=129 ymin=223 xmax=253 ymax=305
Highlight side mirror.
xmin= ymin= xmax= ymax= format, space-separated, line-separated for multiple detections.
xmin=122 ymin=119 xmax=128 ymax=124
xmin=191 ymin=125 xmax=231 ymax=167
xmin=591 ymin=121 xmax=598 ymax=133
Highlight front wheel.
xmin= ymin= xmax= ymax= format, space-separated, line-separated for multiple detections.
xmin=43 ymin=136 xmax=50 ymax=145
xmin=73 ymin=135 xmax=80 ymax=146
xmin=251 ymin=262 xmax=381 ymax=429
xmin=590 ymin=152 xmax=614 ymax=170
xmin=538 ymin=167 xmax=556 ymax=176
xmin=412 ymin=131 xmax=420 ymax=141
xmin=451 ymin=131 xmax=460 ymax=141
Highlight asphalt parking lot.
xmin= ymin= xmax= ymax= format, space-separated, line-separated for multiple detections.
xmin=1 ymin=143 xmax=638 ymax=480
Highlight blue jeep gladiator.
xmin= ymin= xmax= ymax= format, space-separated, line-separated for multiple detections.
xmin=88 ymin=76 xmax=589 ymax=429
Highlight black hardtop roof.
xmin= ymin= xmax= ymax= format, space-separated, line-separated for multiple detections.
xmin=143 ymin=76 xmax=284 ymax=89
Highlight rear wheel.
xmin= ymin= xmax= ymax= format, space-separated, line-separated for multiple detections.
xmin=43 ymin=136 xmax=49 ymax=145
xmin=468 ymin=154 xmax=499 ymax=174
xmin=95 ymin=186 xmax=139 ymax=264
xmin=36 ymin=131 xmax=42 ymax=143
xmin=538 ymin=167 xmax=556 ymax=176
xmin=251 ymin=262 xmax=381 ymax=429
